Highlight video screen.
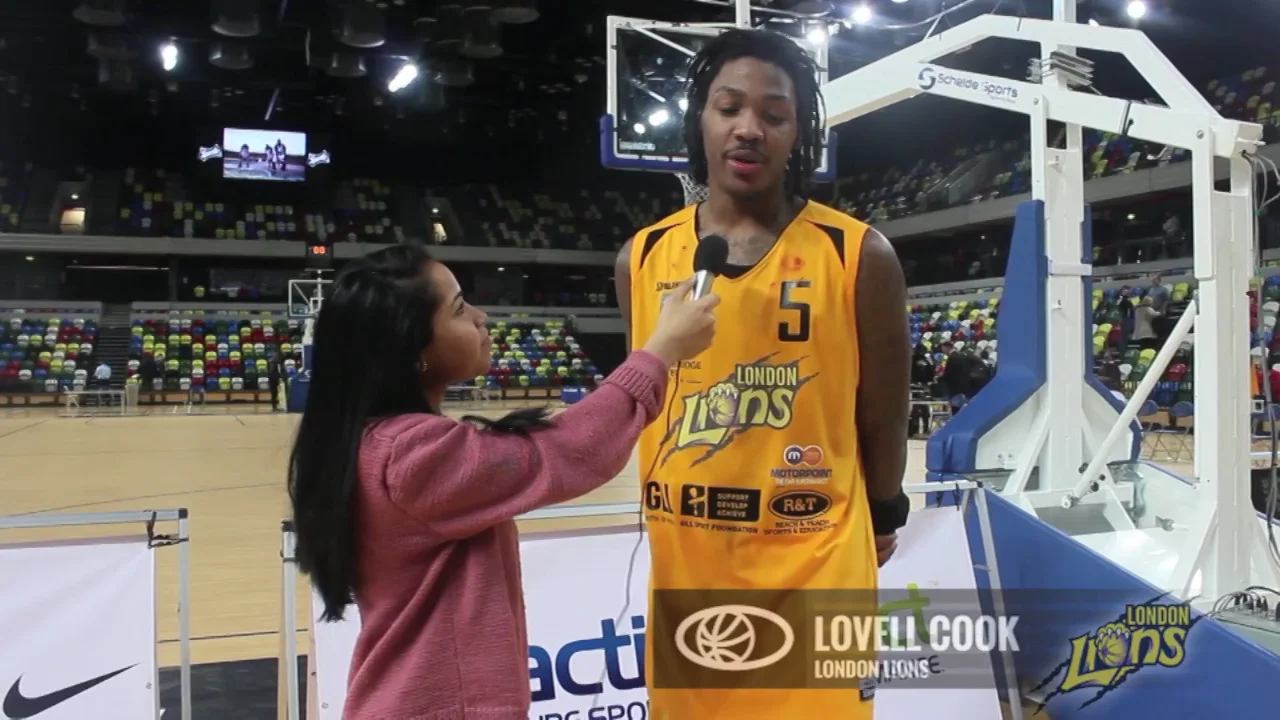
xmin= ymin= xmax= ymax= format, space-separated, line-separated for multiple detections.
xmin=222 ymin=128 xmax=307 ymax=182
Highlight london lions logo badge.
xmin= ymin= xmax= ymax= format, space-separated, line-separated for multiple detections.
xmin=665 ymin=352 xmax=818 ymax=468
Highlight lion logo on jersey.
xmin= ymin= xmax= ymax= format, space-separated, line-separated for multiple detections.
xmin=663 ymin=352 xmax=819 ymax=468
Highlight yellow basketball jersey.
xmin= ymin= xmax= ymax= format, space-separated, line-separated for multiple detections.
xmin=629 ymin=201 xmax=878 ymax=720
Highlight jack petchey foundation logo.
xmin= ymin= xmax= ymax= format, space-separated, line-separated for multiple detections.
xmin=651 ymin=589 xmax=1019 ymax=692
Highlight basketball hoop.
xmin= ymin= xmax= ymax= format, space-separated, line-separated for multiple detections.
xmin=676 ymin=172 xmax=710 ymax=206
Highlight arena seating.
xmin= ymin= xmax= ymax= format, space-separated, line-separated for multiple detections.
xmin=445 ymin=184 xmax=683 ymax=251
xmin=125 ymin=309 xmax=304 ymax=400
xmin=116 ymin=309 xmax=600 ymax=403
xmin=0 ymin=161 xmax=25 ymax=233
xmin=0 ymin=308 xmax=99 ymax=397
xmin=909 ymin=296 xmax=1000 ymax=376
xmin=907 ymin=270 xmax=1224 ymax=410
xmin=116 ymin=169 xmax=405 ymax=244
xmin=475 ymin=317 xmax=602 ymax=394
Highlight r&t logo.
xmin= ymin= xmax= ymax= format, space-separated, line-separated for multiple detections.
xmin=1034 ymin=596 xmax=1200 ymax=711
xmin=666 ymin=353 xmax=818 ymax=466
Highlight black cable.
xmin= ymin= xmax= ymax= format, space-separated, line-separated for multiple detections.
xmin=1245 ymin=150 xmax=1280 ymax=568
xmin=589 ymin=363 xmax=682 ymax=711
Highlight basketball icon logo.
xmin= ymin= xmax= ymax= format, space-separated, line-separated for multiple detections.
xmin=674 ymin=604 xmax=796 ymax=672
xmin=783 ymin=444 xmax=823 ymax=467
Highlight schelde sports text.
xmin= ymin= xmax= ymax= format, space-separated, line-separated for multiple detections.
xmin=813 ymin=613 xmax=1020 ymax=653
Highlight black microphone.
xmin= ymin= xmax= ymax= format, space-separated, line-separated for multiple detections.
xmin=692 ymin=235 xmax=729 ymax=301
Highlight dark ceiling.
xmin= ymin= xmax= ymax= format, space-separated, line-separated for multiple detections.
xmin=0 ymin=0 xmax=1273 ymax=175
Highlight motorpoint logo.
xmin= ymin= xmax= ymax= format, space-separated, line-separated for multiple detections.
xmin=783 ymin=444 xmax=823 ymax=466
xmin=674 ymin=605 xmax=796 ymax=672
xmin=774 ymin=444 xmax=832 ymax=485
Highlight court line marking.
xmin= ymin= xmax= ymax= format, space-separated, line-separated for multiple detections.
xmin=0 ymin=418 xmax=49 ymax=440
xmin=10 ymin=481 xmax=282 ymax=516
xmin=157 ymin=627 xmax=308 ymax=645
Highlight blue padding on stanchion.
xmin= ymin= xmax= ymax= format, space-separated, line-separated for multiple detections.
xmin=926 ymin=200 xmax=1048 ymax=476
xmin=965 ymin=491 xmax=1280 ymax=719
xmin=1080 ymin=206 xmax=1143 ymax=460
xmin=286 ymin=375 xmax=309 ymax=413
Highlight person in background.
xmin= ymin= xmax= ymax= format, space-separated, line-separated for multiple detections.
xmin=1133 ymin=296 xmax=1161 ymax=350
xmin=288 ymin=243 xmax=718 ymax=719
xmin=268 ymin=349 xmax=284 ymax=412
xmin=92 ymin=360 xmax=112 ymax=407
xmin=1148 ymin=274 xmax=1170 ymax=312
xmin=939 ymin=340 xmax=973 ymax=411
xmin=93 ymin=360 xmax=111 ymax=390
xmin=971 ymin=349 xmax=994 ymax=393
xmin=1118 ymin=287 xmax=1135 ymax=350
xmin=909 ymin=343 xmax=935 ymax=437
xmin=138 ymin=357 xmax=156 ymax=391
xmin=1097 ymin=348 xmax=1123 ymax=393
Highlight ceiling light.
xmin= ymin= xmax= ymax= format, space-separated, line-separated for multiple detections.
xmin=633 ymin=123 xmax=646 ymax=134
xmin=388 ymin=62 xmax=419 ymax=93
xmin=1126 ymin=1 xmax=1146 ymax=20
xmin=851 ymin=5 xmax=872 ymax=25
xmin=648 ymin=109 xmax=670 ymax=127
xmin=806 ymin=25 xmax=828 ymax=45
xmin=160 ymin=42 xmax=178 ymax=72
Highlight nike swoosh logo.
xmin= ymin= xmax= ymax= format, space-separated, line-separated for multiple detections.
xmin=3 ymin=665 xmax=136 ymax=719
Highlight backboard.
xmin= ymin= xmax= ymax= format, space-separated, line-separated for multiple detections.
xmin=288 ymin=278 xmax=332 ymax=319
xmin=601 ymin=16 xmax=836 ymax=181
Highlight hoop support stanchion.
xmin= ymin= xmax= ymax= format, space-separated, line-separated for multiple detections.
xmin=0 ymin=508 xmax=192 ymax=720
xmin=279 ymin=521 xmax=300 ymax=720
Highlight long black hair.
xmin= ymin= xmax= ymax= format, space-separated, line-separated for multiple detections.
xmin=289 ymin=243 xmax=547 ymax=621
xmin=682 ymin=28 xmax=826 ymax=199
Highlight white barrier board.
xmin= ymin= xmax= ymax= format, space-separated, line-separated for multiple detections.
xmin=0 ymin=536 xmax=157 ymax=720
xmin=309 ymin=527 xmax=650 ymax=720
xmin=876 ymin=508 xmax=1002 ymax=720
xmin=309 ymin=511 xmax=1001 ymax=719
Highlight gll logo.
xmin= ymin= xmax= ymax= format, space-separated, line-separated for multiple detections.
xmin=674 ymin=605 xmax=795 ymax=672
xmin=918 ymin=66 xmax=937 ymax=90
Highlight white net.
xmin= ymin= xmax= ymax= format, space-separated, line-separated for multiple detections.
xmin=677 ymin=172 xmax=710 ymax=206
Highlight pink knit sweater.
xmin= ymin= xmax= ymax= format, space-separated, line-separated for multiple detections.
xmin=344 ymin=350 xmax=668 ymax=719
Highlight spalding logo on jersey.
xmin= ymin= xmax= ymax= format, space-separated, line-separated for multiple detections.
xmin=663 ymin=352 xmax=818 ymax=467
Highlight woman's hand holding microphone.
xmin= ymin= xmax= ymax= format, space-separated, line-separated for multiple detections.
xmin=643 ymin=277 xmax=719 ymax=366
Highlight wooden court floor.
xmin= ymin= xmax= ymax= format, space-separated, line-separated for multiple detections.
xmin=0 ymin=402 xmax=1186 ymax=673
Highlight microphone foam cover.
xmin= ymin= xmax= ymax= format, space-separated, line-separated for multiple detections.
xmin=694 ymin=235 xmax=730 ymax=275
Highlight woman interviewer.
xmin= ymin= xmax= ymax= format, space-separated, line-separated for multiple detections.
xmin=288 ymin=243 xmax=717 ymax=719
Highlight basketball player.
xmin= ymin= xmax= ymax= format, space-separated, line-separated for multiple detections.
xmin=614 ymin=29 xmax=910 ymax=719
xmin=265 ymin=144 xmax=276 ymax=174
xmin=275 ymin=138 xmax=287 ymax=172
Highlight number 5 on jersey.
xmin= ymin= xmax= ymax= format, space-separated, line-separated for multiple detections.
xmin=778 ymin=280 xmax=811 ymax=342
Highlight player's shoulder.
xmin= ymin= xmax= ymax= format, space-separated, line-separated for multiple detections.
xmin=631 ymin=204 xmax=697 ymax=246
xmin=799 ymin=200 xmax=873 ymax=234
xmin=622 ymin=205 xmax=697 ymax=268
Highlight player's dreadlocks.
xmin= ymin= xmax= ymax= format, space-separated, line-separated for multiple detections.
xmin=682 ymin=28 xmax=826 ymax=199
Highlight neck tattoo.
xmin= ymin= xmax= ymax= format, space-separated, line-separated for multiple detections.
xmin=703 ymin=232 xmax=777 ymax=266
